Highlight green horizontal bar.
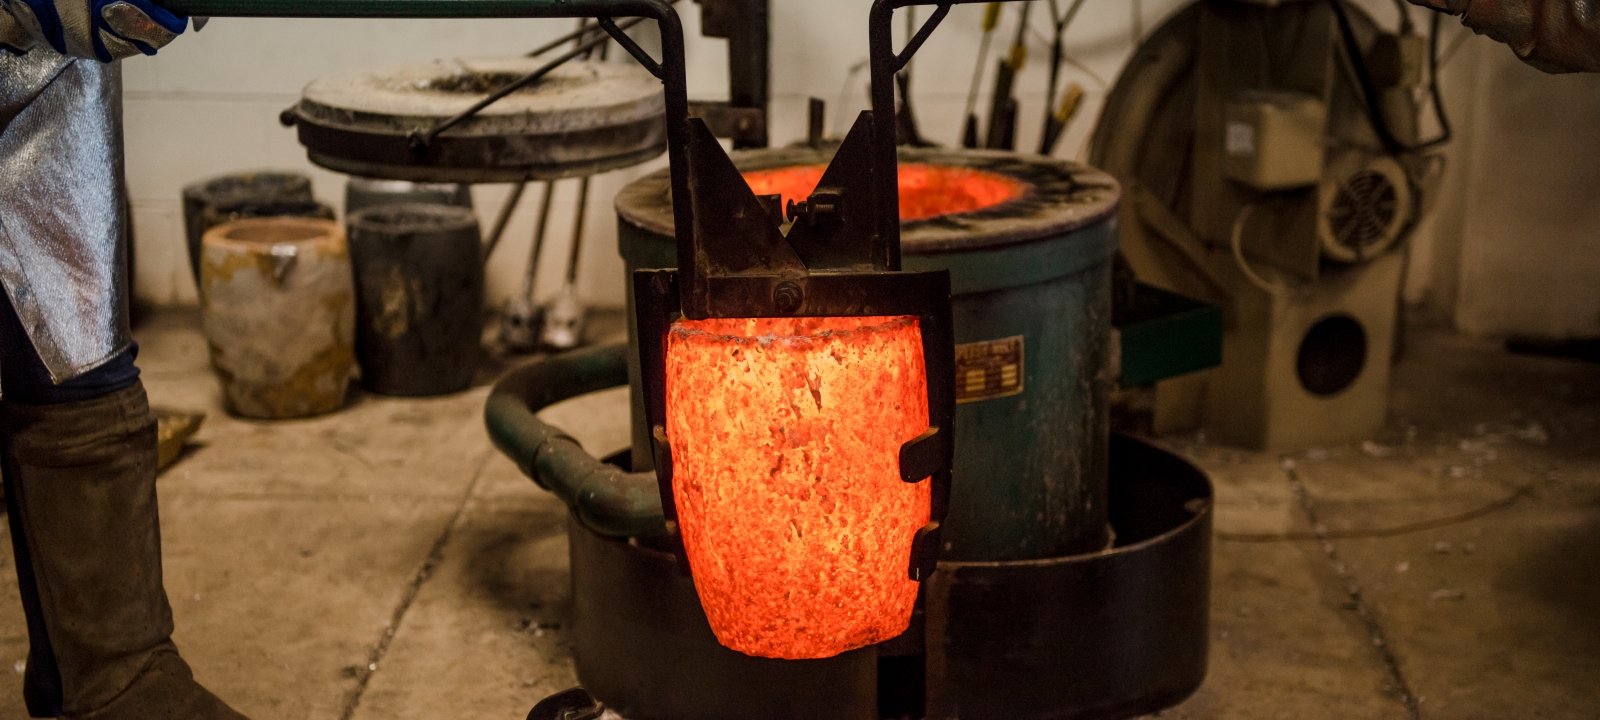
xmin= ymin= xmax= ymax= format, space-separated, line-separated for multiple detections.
xmin=1117 ymin=283 xmax=1223 ymax=387
xmin=160 ymin=0 xmax=661 ymax=19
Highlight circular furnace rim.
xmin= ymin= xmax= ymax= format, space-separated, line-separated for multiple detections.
xmin=614 ymin=146 xmax=1122 ymax=255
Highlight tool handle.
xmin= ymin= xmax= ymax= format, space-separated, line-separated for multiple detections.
xmin=980 ymin=2 xmax=1000 ymax=31
xmin=1039 ymin=83 xmax=1084 ymax=155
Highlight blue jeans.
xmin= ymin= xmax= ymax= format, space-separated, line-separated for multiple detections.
xmin=0 ymin=290 xmax=138 ymax=405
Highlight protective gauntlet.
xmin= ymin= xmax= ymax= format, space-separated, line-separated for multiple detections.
xmin=1405 ymin=0 xmax=1600 ymax=73
xmin=0 ymin=0 xmax=188 ymax=61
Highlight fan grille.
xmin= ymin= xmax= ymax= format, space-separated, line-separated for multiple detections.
xmin=1327 ymin=170 xmax=1400 ymax=258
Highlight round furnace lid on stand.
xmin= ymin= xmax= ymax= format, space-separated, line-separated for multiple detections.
xmin=290 ymin=58 xmax=667 ymax=183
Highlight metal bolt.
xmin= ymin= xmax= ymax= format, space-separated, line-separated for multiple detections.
xmin=773 ymin=282 xmax=803 ymax=314
xmin=787 ymin=191 xmax=842 ymax=226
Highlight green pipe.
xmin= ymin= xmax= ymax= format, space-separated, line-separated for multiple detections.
xmin=485 ymin=343 xmax=667 ymax=538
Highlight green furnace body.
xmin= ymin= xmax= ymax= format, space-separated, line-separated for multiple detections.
xmin=615 ymin=147 xmax=1120 ymax=561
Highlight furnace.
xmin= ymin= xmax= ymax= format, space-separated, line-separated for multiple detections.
xmin=489 ymin=144 xmax=1214 ymax=719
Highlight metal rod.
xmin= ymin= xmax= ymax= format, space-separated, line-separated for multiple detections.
xmin=598 ymin=16 xmax=662 ymax=77
xmin=565 ymin=178 xmax=591 ymax=285
xmin=483 ymin=179 xmax=527 ymax=261
xmin=524 ymin=181 xmax=557 ymax=300
xmin=869 ymin=0 xmax=1003 ymax=270
xmin=1039 ymin=0 xmax=1085 ymax=154
xmin=1041 ymin=0 xmax=1084 ymax=125
xmin=960 ymin=3 xmax=1001 ymax=146
xmin=892 ymin=3 xmax=952 ymax=74
xmin=413 ymin=27 xmax=618 ymax=147
xmin=561 ymin=17 xmax=605 ymax=288
xmin=525 ymin=13 xmax=647 ymax=57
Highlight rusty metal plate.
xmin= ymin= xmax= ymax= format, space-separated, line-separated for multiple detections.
xmin=292 ymin=58 xmax=666 ymax=182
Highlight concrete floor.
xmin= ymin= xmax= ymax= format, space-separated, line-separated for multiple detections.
xmin=1 ymin=311 xmax=1596 ymax=719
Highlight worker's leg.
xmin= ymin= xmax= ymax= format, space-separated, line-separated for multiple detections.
xmin=0 ymin=284 xmax=245 ymax=720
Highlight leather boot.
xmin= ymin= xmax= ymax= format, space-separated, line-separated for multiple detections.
xmin=1 ymin=380 xmax=246 ymax=719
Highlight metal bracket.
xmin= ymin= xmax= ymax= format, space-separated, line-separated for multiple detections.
xmin=628 ymin=0 xmax=1010 ymax=584
xmin=693 ymin=0 xmax=770 ymax=148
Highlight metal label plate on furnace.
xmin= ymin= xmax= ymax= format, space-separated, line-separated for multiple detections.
xmin=955 ymin=336 xmax=1024 ymax=404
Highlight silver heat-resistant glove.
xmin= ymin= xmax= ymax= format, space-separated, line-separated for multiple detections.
xmin=0 ymin=0 xmax=189 ymax=61
xmin=1405 ymin=0 xmax=1600 ymax=73
xmin=1405 ymin=0 xmax=1470 ymax=11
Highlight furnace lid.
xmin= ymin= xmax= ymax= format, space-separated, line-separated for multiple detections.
xmin=291 ymin=58 xmax=667 ymax=182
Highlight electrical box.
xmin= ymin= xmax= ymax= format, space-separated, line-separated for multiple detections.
xmin=1222 ymin=92 xmax=1328 ymax=190
xmin=1367 ymin=32 xmax=1428 ymax=88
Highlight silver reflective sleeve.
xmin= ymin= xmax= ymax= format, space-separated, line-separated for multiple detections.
xmin=0 ymin=50 xmax=131 ymax=385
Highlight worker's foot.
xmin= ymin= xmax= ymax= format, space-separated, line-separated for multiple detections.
xmin=70 ymin=650 xmax=247 ymax=720
xmin=1 ymin=381 xmax=248 ymax=720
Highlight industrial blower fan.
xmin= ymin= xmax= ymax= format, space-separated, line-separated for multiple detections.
xmin=1092 ymin=0 xmax=1447 ymax=450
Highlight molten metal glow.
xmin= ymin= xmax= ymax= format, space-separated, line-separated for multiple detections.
xmin=664 ymin=316 xmax=931 ymax=660
xmin=743 ymin=162 xmax=1027 ymax=221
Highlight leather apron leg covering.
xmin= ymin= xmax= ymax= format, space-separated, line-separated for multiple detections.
xmin=0 ymin=50 xmax=131 ymax=387
xmin=1 ymin=381 xmax=175 ymax=716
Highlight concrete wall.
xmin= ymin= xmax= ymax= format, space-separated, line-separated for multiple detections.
xmin=1437 ymin=44 xmax=1600 ymax=339
xmin=122 ymin=0 xmax=1194 ymax=310
xmin=123 ymin=1 xmax=1593 ymax=341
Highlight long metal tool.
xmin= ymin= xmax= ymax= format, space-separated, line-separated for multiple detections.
xmin=959 ymin=3 xmax=1000 ymax=148
xmin=500 ymin=180 xmax=557 ymax=352
xmin=1037 ymin=0 xmax=1085 ymax=154
xmin=539 ymin=20 xmax=608 ymax=351
xmin=983 ymin=1 xmax=1029 ymax=150
xmin=481 ymin=178 xmax=526 ymax=261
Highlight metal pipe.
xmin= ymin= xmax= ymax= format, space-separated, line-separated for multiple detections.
xmin=484 ymin=342 xmax=666 ymax=538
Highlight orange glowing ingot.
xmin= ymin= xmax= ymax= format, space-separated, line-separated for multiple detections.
xmin=664 ymin=316 xmax=931 ymax=660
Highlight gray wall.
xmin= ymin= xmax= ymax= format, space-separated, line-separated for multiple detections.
xmin=124 ymin=2 xmax=1595 ymax=340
